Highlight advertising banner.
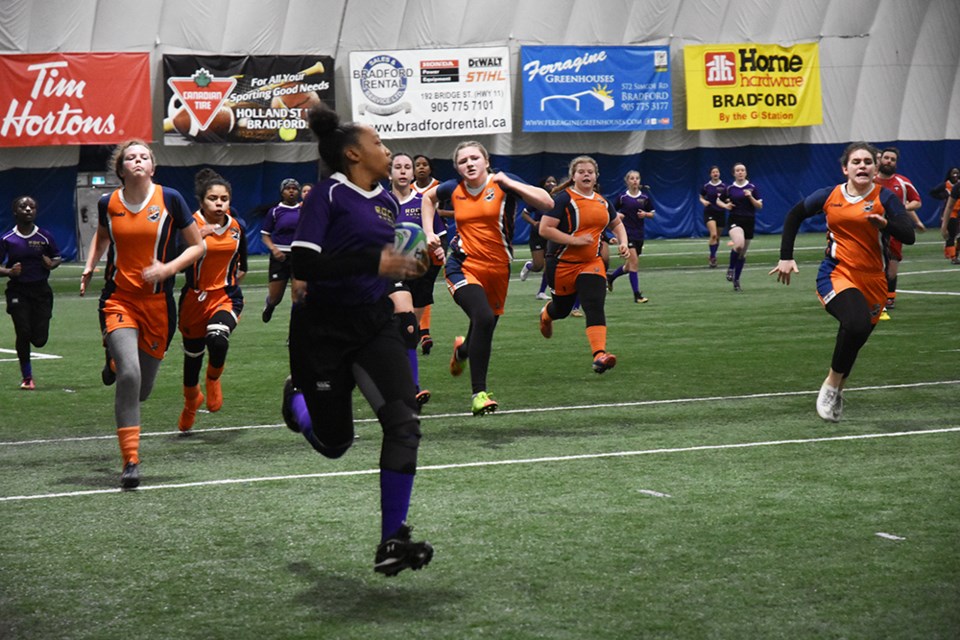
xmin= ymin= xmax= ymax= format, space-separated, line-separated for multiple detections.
xmin=683 ymin=43 xmax=822 ymax=130
xmin=0 ymin=53 xmax=151 ymax=148
xmin=348 ymin=47 xmax=511 ymax=139
xmin=521 ymin=46 xmax=672 ymax=132
xmin=162 ymin=55 xmax=334 ymax=145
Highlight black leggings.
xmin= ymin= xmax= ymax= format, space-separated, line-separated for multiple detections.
xmin=452 ymin=284 xmax=499 ymax=394
xmin=546 ymin=273 xmax=607 ymax=327
xmin=824 ymin=288 xmax=876 ymax=378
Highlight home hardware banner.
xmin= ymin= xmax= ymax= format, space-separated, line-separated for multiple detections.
xmin=0 ymin=53 xmax=151 ymax=147
xmin=348 ymin=46 xmax=512 ymax=139
xmin=683 ymin=42 xmax=822 ymax=130
xmin=521 ymin=46 xmax=672 ymax=132
xmin=162 ymin=55 xmax=334 ymax=144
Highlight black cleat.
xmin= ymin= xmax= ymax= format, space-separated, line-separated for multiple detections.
xmin=120 ymin=462 xmax=140 ymax=489
xmin=281 ymin=376 xmax=300 ymax=433
xmin=374 ymin=523 xmax=434 ymax=577
xmin=101 ymin=356 xmax=116 ymax=386
xmin=420 ymin=334 xmax=433 ymax=356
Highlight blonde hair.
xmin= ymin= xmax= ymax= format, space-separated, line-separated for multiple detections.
xmin=452 ymin=141 xmax=490 ymax=169
xmin=555 ymin=155 xmax=599 ymax=193
xmin=110 ymin=139 xmax=155 ymax=184
xmin=624 ymin=170 xmax=640 ymax=187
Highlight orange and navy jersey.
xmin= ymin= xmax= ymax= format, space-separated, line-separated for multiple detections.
xmin=97 ymin=185 xmax=195 ymax=295
xmin=182 ymin=212 xmax=247 ymax=292
xmin=949 ymin=181 xmax=960 ymax=219
xmin=436 ymin=173 xmax=523 ymax=267
xmin=412 ymin=177 xmax=440 ymax=195
xmin=874 ymin=173 xmax=921 ymax=207
xmin=544 ymin=188 xmax=618 ymax=263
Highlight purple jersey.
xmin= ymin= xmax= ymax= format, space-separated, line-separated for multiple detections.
xmin=727 ymin=181 xmax=761 ymax=218
xmin=0 ymin=225 xmax=61 ymax=284
xmin=701 ymin=180 xmax=728 ymax=214
xmin=292 ymin=172 xmax=398 ymax=307
xmin=261 ymin=202 xmax=301 ymax=251
xmin=615 ymin=191 xmax=653 ymax=240
xmin=392 ymin=190 xmax=445 ymax=235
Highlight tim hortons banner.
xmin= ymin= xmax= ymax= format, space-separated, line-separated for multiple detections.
xmin=162 ymin=55 xmax=334 ymax=145
xmin=0 ymin=53 xmax=151 ymax=147
xmin=349 ymin=46 xmax=512 ymax=139
xmin=521 ymin=46 xmax=672 ymax=132
xmin=683 ymin=43 xmax=822 ymax=130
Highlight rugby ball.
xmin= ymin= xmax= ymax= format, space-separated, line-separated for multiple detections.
xmin=394 ymin=221 xmax=429 ymax=270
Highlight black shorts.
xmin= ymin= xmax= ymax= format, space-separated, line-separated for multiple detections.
xmin=406 ymin=262 xmax=442 ymax=308
xmin=268 ymin=253 xmax=292 ymax=282
xmin=528 ymin=226 xmax=545 ymax=252
xmin=627 ymin=238 xmax=645 ymax=255
xmin=5 ymin=280 xmax=53 ymax=321
xmin=704 ymin=210 xmax=726 ymax=227
xmin=727 ymin=215 xmax=755 ymax=240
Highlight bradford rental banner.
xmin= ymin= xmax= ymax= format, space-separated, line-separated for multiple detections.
xmin=162 ymin=55 xmax=334 ymax=145
xmin=684 ymin=43 xmax=822 ymax=130
xmin=521 ymin=46 xmax=672 ymax=132
xmin=349 ymin=47 xmax=511 ymax=139
xmin=0 ymin=53 xmax=151 ymax=148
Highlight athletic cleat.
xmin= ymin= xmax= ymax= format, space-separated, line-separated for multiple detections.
xmin=120 ymin=462 xmax=140 ymax=489
xmin=519 ymin=261 xmax=531 ymax=281
xmin=885 ymin=297 xmax=896 ymax=310
xmin=634 ymin=292 xmax=649 ymax=303
xmin=449 ymin=336 xmax=466 ymax=377
xmin=374 ymin=523 xmax=434 ymax=577
xmin=205 ymin=376 xmax=223 ymax=412
xmin=571 ymin=307 xmax=583 ymax=317
xmin=261 ymin=297 xmax=275 ymax=323
xmin=101 ymin=356 xmax=116 ymax=386
xmin=281 ymin=376 xmax=300 ymax=433
xmin=420 ymin=334 xmax=433 ymax=356
xmin=535 ymin=291 xmax=551 ymax=300
xmin=539 ymin=305 xmax=553 ymax=339
xmin=878 ymin=309 xmax=891 ymax=321
xmin=733 ymin=280 xmax=742 ymax=292
xmin=471 ymin=391 xmax=498 ymax=416
xmin=709 ymin=256 xmax=717 ymax=268
xmin=726 ymin=268 xmax=734 ymax=281
xmin=178 ymin=387 xmax=205 ymax=434
xmin=19 ymin=377 xmax=35 ymax=390
xmin=592 ymin=352 xmax=617 ymax=374
xmin=816 ymin=381 xmax=843 ymax=422
xmin=416 ymin=389 xmax=431 ymax=408
xmin=606 ymin=272 xmax=614 ymax=292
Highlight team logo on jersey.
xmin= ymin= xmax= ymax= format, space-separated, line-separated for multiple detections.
xmin=862 ymin=202 xmax=874 ymax=212
xmin=230 ymin=228 xmax=240 ymax=241
xmin=147 ymin=205 xmax=162 ymax=222
xmin=484 ymin=188 xmax=496 ymax=202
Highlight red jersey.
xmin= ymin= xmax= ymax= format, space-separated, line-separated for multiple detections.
xmin=98 ymin=184 xmax=194 ymax=295
xmin=874 ymin=172 xmax=920 ymax=207
xmin=183 ymin=212 xmax=247 ymax=291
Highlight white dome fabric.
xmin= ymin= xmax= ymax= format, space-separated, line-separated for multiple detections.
xmin=1 ymin=0 xmax=957 ymax=169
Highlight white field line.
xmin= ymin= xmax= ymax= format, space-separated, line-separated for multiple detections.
xmin=2 ymin=426 xmax=958 ymax=503
xmin=2 ymin=379 xmax=957 ymax=447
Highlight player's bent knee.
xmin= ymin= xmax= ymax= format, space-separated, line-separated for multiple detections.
xmin=378 ymin=399 xmax=421 ymax=474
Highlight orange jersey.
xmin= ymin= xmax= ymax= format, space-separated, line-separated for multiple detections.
xmin=437 ymin=174 xmax=523 ymax=267
xmin=545 ymin=188 xmax=618 ymax=263
xmin=98 ymin=185 xmax=195 ymax=295
xmin=821 ymin=184 xmax=893 ymax=273
xmin=183 ymin=212 xmax=247 ymax=291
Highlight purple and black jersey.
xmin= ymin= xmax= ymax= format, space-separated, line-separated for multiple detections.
xmin=292 ymin=173 xmax=398 ymax=307
xmin=261 ymin=202 xmax=301 ymax=251
xmin=0 ymin=225 xmax=60 ymax=284
xmin=615 ymin=191 xmax=653 ymax=241
xmin=727 ymin=181 xmax=762 ymax=218
xmin=701 ymin=180 xmax=728 ymax=214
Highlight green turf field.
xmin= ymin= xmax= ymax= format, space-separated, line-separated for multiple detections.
xmin=1 ymin=233 xmax=957 ymax=639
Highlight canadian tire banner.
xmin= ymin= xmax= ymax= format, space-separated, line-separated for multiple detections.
xmin=348 ymin=47 xmax=511 ymax=139
xmin=162 ymin=55 xmax=334 ymax=145
xmin=683 ymin=43 xmax=822 ymax=130
xmin=0 ymin=53 xmax=151 ymax=147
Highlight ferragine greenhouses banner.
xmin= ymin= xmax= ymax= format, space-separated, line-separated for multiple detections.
xmin=521 ymin=46 xmax=672 ymax=132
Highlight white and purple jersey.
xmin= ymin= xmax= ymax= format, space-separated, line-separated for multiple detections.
xmin=0 ymin=225 xmax=60 ymax=284
xmin=615 ymin=191 xmax=653 ymax=241
xmin=292 ymin=173 xmax=398 ymax=307
xmin=700 ymin=180 xmax=728 ymax=214
xmin=261 ymin=202 xmax=301 ymax=251
xmin=392 ymin=190 xmax=445 ymax=236
xmin=727 ymin=181 xmax=761 ymax=218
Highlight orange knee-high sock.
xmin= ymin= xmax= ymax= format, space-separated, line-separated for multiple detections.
xmin=117 ymin=426 xmax=140 ymax=464
xmin=946 ymin=244 xmax=957 ymax=260
xmin=206 ymin=364 xmax=224 ymax=381
xmin=585 ymin=325 xmax=608 ymax=357
xmin=420 ymin=305 xmax=432 ymax=334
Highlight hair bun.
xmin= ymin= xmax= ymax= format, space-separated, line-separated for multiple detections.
xmin=308 ymin=104 xmax=340 ymax=137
